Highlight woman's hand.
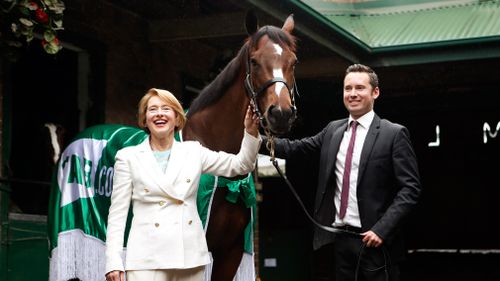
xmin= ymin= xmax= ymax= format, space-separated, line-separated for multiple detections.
xmin=105 ymin=270 xmax=125 ymax=281
xmin=244 ymin=105 xmax=260 ymax=137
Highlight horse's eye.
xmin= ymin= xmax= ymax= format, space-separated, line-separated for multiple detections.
xmin=250 ymin=58 xmax=258 ymax=67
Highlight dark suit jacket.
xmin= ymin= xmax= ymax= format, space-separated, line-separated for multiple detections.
xmin=263 ymin=114 xmax=421 ymax=261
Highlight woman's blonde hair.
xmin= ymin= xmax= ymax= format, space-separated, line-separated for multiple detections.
xmin=137 ymin=88 xmax=186 ymax=132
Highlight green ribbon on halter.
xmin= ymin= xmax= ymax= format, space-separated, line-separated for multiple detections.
xmin=218 ymin=174 xmax=256 ymax=207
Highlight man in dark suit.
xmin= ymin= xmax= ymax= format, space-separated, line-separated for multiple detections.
xmin=261 ymin=64 xmax=421 ymax=281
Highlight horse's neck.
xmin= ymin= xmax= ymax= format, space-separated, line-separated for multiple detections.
xmin=184 ymin=78 xmax=249 ymax=154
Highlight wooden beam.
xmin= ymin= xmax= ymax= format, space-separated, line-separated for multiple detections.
xmin=295 ymin=57 xmax=349 ymax=79
xmin=149 ymin=12 xmax=247 ymax=42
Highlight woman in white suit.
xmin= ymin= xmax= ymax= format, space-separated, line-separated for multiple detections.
xmin=105 ymin=88 xmax=261 ymax=281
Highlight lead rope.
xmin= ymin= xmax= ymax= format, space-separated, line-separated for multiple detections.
xmin=263 ymin=128 xmax=275 ymax=161
xmin=263 ymin=131 xmax=360 ymax=237
xmin=354 ymin=244 xmax=390 ymax=281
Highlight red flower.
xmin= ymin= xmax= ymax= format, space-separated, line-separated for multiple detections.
xmin=41 ymin=37 xmax=59 ymax=47
xmin=35 ymin=8 xmax=49 ymax=24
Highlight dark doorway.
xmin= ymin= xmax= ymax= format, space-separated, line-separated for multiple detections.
xmin=7 ymin=41 xmax=98 ymax=215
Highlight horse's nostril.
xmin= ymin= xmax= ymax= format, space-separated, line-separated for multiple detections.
xmin=266 ymin=106 xmax=295 ymax=134
xmin=260 ymin=117 xmax=268 ymax=128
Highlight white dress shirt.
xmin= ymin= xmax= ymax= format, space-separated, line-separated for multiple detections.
xmin=333 ymin=110 xmax=375 ymax=227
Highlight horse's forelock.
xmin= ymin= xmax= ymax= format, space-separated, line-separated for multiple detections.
xmin=251 ymin=25 xmax=296 ymax=52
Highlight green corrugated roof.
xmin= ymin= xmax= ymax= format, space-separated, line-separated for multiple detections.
xmin=295 ymin=0 xmax=500 ymax=50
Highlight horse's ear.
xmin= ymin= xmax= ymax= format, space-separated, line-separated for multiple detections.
xmin=282 ymin=14 xmax=295 ymax=33
xmin=245 ymin=10 xmax=259 ymax=35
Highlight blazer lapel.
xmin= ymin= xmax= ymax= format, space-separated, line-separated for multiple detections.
xmin=134 ymin=139 xmax=170 ymax=191
xmin=163 ymin=140 xmax=195 ymax=199
xmin=163 ymin=140 xmax=185 ymax=184
xmin=326 ymin=119 xmax=348 ymax=177
xmin=357 ymin=114 xmax=381 ymax=184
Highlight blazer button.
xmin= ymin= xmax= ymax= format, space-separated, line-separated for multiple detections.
xmin=159 ymin=201 xmax=165 ymax=206
xmin=186 ymin=178 xmax=191 ymax=183
xmin=176 ymin=199 xmax=183 ymax=205
xmin=144 ymin=188 xmax=149 ymax=193
xmin=188 ymin=220 xmax=193 ymax=225
xmin=155 ymin=223 xmax=159 ymax=227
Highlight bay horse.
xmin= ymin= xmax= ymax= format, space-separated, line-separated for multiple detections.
xmin=182 ymin=12 xmax=298 ymax=281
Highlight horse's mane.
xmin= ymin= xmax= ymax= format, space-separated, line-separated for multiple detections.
xmin=187 ymin=44 xmax=248 ymax=117
xmin=186 ymin=25 xmax=296 ymax=117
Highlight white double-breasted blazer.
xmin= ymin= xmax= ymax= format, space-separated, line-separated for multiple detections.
xmin=105 ymin=131 xmax=261 ymax=273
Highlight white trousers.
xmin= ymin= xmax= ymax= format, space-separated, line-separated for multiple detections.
xmin=127 ymin=266 xmax=205 ymax=281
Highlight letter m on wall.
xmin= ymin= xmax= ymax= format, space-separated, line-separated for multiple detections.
xmin=483 ymin=122 xmax=500 ymax=143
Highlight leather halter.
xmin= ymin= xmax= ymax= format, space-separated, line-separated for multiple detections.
xmin=243 ymin=49 xmax=298 ymax=129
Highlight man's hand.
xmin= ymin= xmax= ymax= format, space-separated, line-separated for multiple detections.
xmin=361 ymin=230 xmax=383 ymax=247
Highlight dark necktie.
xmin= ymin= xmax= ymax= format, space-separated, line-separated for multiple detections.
xmin=339 ymin=121 xmax=358 ymax=219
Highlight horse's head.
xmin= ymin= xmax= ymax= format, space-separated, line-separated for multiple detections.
xmin=244 ymin=13 xmax=298 ymax=136
xmin=44 ymin=123 xmax=65 ymax=165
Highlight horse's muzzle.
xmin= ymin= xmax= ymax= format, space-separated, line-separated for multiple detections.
xmin=265 ymin=105 xmax=296 ymax=135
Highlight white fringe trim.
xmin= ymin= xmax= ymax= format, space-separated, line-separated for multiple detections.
xmin=49 ymin=229 xmax=109 ymax=281
xmin=203 ymin=252 xmax=255 ymax=281
xmin=233 ymin=252 xmax=256 ymax=281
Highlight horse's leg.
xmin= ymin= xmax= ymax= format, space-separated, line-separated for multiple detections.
xmin=206 ymin=187 xmax=251 ymax=281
